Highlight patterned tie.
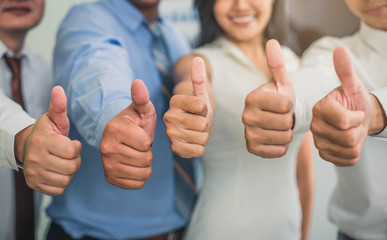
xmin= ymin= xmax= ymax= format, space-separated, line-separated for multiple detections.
xmin=3 ymin=55 xmax=35 ymax=240
xmin=144 ymin=19 xmax=197 ymax=221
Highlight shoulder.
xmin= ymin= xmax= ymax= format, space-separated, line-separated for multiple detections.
xmin=303 ymin=36 xmax=343 ymax=57
xmin=59 ymin=2 xmax=120 ymax=34
xmin=24 ymin=47 xmax=50 ymax=69
xmin=24 ymin=47 xmax=52 ymax=81
xmin=194 ymin=38 xmax=228 ymax=59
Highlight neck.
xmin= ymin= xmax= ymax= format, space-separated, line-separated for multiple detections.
xmin=0 ymin=30 xmax=26 ymax=55
xmin=231 ymin=36 xmax=271 ymax=78
xmin=141 ymin=8 xmax=158 ymax=20
xmin=129 ymin=1 xmax=159 ymax=20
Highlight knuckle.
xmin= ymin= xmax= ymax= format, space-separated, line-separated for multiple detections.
xmin=100 ymin=141 xmax=113 ymax=155
xmin=351 ymin=147 xmax=362 ymax=159
xmin=278 ymin=146 xmax=288 ymax=157
xmin=313 ymin=140 xmax=324 ymax=151
xmin=310 ymin=121 xmax=318 ymax=134
xmin=185 ymin=146 xmax=204 ymax=158
xmin=171 ymin=143 xmax=182 ymax=156
xmin=25 ymin=179 xmax=35 ymax=189
xmin=278 ymin=100 xmax=292 ymax=113
xmin=245 ymin=92 xmax=257 ymax=105
xmin=45 ymin=186 xmax=64 ymax=196
xmin=246 ymin=143 xmax=259 ymax=155
xmin=337 ymin=116 xmax=350 ymax=129
xmin=312 ymin=105 xmax=321 ymax=117
xmin=242 ymin=113 xmax=256 ymax=126
xmin=105 ymin=175 xmax=115 ymax=186
xmin=64 ymin=146 xmax=77 ymax=158
xmin=200 ymin=132 xmax=210 ymax=145
xmin=143 ymin=167 xmax=152 ymax=179
xmin=193 ymin=146 xmax=205 ymax=157
xmin=169 ymin=96 xmax=179 ymax=106
xmin=166 ymin=127 xmax=177 ymax=139
xmin=283 ymin=131 xmax=293 ymax=143
xmin=57 ymin=188 xmax=65 ymax=195
xmin=344 ymin=131 xmax=358 ymax=147
xmin=30 ymin=134 xmax=44 ymax=146
xmin=140 ymin=138 xmax=152 ymax=151
xmin=143 ymin=152 xmax=153 ymax=166
xmin=24 ymin=167 xmax=35 ymax=178
xmin=198 ymin=119 xmax=209 ymax=132
xmin=68 ymin=161 xmax=78 ymax=174
xmin=197 ymin=100 xmax=207 ymax=113
xmin=283 ymin=115 xmax=293 ymax=129
xmin=244 ymin=128 xmax=257 ymax=143
xmin=130 ymin=181 xmax=146 ymax=190
xmin=347 ymin=159 xmax=358 ymax=167
xmin=63 ymin=176 xmax=72 ymax=187
xmin=102 ymin=160 xmax=114 ymax=173
xmin=163 ymin=112 xmax=172 ymax=124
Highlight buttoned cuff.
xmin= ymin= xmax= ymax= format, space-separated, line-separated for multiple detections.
xmin=370 ymin=90 xmax=387 ymax=140
xmin=0 ymin=111 xmax=35 ymax=170
xmin=292 ymin=95 xmax=311 ymax=134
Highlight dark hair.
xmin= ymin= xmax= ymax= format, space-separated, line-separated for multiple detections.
xmin=194 ymin=0 xmax=289 ymax=47
xmin=194 ymin=0 xmax=223 ymax=47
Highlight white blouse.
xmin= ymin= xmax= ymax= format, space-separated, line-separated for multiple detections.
xmin=292 ymin=22 xmax=387 ymax=239
xmin=184 ymin=37 xmax=304 ymax=240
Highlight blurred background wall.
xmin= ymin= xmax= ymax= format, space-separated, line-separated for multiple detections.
xmin=26 ymin=0 xmax=361 ymax=239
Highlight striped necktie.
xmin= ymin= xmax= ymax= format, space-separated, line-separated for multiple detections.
xmin=144 ymin=19 xmax=197 ymax=221
xmin=3 ymin=55 xmax=35 ymax=240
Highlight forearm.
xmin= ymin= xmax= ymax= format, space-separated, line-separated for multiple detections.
xmin=368 ymin=94 xmax=387 ymax=135
xmin=0 ymin=93 xmax=35 ymax=169
xmin=298 ymin=179 xmax=314 ymax=240
xmin=296 ymin=132 xmax=314 ymax=240
xmin=55 ymin=38 xmax=133 ymax=149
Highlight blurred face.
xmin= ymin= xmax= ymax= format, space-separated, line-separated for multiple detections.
xmin=345 ymin=0 xmax=387 ymax=31
xmin=0 ymin=0 xmax=44 ymax=34
xmin=129 ymin=0 xmax=159 ymax=19
xmin=214 ymin=0 xmax=275 ymax=43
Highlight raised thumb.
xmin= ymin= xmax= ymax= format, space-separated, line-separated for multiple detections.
xmin=333 ymin=46 xmax=364 ymax=96
xmin=48 ymin=86 xmax=69 ymax=136
xmin=266 ymin=39 xmax=291 ymax=87
xmin=131 ymin=79 xmax=153 ymax=116
xmin=191 ymin=56 xmax=208 ymax=99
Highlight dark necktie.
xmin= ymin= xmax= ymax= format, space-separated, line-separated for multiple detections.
xmin=4 ymin=55 xmax=35 ymax=240
xmin=144 ymin=19 xmax=197 ymax=221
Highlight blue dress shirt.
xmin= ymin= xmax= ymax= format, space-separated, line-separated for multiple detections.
xmin=46 ymin=0 xmax=191 ymax=239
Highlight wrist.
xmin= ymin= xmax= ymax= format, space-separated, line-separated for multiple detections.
xmin=368 ymin=94 xmax=387 ymax=135
xmin=14 ymin=124 xmax=34 ymax=165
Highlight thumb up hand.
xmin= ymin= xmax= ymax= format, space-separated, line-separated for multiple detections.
xmin=22 ymin=86 xmax=82 ymax=195
xmin=100 ymin=79 xmax=157 ymax=189
xmin=164 ymin=56 xmax=214 ymax=158
xmin=243 ymin=39 xmax=295 ymax=158
xmin=311 ymin=47 xmax=371 ymax=166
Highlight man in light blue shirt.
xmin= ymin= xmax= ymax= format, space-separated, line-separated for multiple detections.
xmin=47 ymin=0 xmax=192 ymax=239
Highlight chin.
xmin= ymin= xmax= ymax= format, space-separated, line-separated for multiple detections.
xmin=129 ymin=0 xmax=159 ymax=8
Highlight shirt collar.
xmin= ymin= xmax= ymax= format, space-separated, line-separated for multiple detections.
xmin=214 ymin=37 xmax=263 ymax=74
xmin=0 ymin=40 xmax=28 ymax=59
xmin=102 ymin=0 xmax=161 ymax=33
xmin=359 ymin=21 xmax=387 ymax=59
